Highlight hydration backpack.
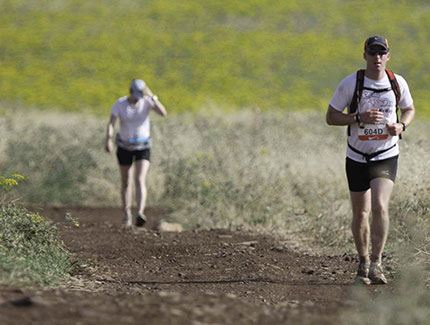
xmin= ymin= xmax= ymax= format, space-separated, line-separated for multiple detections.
xmin=347 ymin=69 xmax=402 ymax=162
xmin=347 ymin=69 xmax=401 ymax=136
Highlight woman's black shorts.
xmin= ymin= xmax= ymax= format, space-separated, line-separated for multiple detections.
xmin=116 ymin=146 xmax=151 ymax=166
xmin=345 ymin=156 xmax=398 ymax=192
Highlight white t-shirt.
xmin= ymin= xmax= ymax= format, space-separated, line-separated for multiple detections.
xmin=330 ymin=72 xmax=413 ymax=163
xmin=110 ymin=96 xmax=156 ymax=149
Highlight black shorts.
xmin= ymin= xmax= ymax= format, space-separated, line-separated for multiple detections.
xmin=116 ymin=146 xmax=151 ymax=166
xmin=345 ymin=156 xmax=398 ymax=192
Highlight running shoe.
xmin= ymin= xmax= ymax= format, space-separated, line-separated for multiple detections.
xmin=369 ymin=263 xmax=387 ymax=285
xmin=354 ymin=263 xmax=371 ymax=285
xmin=136 ymin=213 xmax=147 ymax=227
xmin=122 ymin=215 xmax=132 ymax=227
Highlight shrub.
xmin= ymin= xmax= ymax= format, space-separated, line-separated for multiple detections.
xmin=0 ymin=204 xmax=73 ymax=285
xmin=0 ymin=173 xmax=25 ymax=203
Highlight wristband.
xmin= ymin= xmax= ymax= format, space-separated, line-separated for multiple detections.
xmin=354 ymin=113 xmax=361 ymax=124
xmin=401 ymin=122 xmax=406 ymax=131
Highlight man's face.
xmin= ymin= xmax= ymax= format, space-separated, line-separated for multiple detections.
xmin=364 ymin=45 xmax=390 ymax=72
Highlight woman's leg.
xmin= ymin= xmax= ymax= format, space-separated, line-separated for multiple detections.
xmin=119 ymin=164 xmax=134 ymax=217
xmin=135 ymin=159 xmax=150 ymax=216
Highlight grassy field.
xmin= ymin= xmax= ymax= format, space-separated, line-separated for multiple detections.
xmin=1 ymin=109 xmax=428 ymax=272
xmin=0 ymin=109 xmax=429 ymax=320
xmin=1 ymin=0 xmax=430 ymax=115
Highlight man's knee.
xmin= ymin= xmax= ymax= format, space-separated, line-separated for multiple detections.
xmin=372 ymin=202 xmax=389 ymax=217
xmin=352 ymin=205 xmax=371 ymax=219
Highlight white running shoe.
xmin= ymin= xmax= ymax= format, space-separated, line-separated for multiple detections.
xmin=122 ymin=215 xmax=132 ymax=227
xmin=369 ymin=263 xmax=388 ymax=285
xmin=354 ymin=263 xmax=371 ymax=285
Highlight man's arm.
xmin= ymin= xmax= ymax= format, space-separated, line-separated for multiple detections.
xmin=400 ymin=104 xmax=415 ymax=126
xmin=386 ymin=104 xmax=415 ymax=136
xmin=144 ymin=86 xmax=167 ymax=117
xmin=105 ymin=115 xmax=117 ymax=152
xmin=326 ymin=105 xmax=385 ymax=126
xmin=326 ymin=105 xmax=356 ymax=126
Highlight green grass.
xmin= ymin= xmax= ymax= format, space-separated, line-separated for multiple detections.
xmin=1 ymin=0 xmax=430 ymax=115
xmin=0 ymin=171 xmax=75 ymax=286
xmin=0 ymin=204 xmax=73 ymax=286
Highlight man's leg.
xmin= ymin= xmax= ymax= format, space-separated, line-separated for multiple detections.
xmin=119 ymin=164 xmax=134 ymax=218
xmin=367 ymin=177 xmax=394 ymax=284
xmin=135 ymin=159 xmax=150 ymax=217
xmin=369 ymin=177 xmax=394 ymax=264
xmin=350 ymin=190 xmax=372 ymax=264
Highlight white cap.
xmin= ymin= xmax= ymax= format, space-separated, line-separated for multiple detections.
xmin=130 ymin=79 xmax=146 ymax=99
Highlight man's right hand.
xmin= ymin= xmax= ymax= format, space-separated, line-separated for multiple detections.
xmin=359 ymin=109 xmax=384 ymax=124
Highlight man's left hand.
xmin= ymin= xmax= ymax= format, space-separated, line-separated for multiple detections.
xmin=386 ymin=122 xmax=403 ymax=136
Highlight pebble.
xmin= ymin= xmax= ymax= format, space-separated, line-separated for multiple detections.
xmin=302 ymin=268 xmax=315 ymax=275
xmin=8 ymin=296 xmax=34 ymax=307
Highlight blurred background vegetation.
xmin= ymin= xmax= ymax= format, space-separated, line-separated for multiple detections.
xmin=1 ymin=0 xmax=429 ymax=115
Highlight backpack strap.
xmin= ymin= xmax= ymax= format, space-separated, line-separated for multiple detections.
xmin=385 ymin=69 xmax=402 ymax=139
xmin=347 ymin=142 xmax=397 ymax=163
xmin=362 ymin=87 xmax=392 ymax=93
xmin=347 ymin=69 xmax=365 ymax=136
xmin=385 ymin=69 xmax=400 ymax=107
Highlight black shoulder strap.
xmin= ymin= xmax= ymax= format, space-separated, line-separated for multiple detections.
xmin=348 ymin=69 xmax=365 ymax=136
xmin=385 ymin=69 xmax=402 ymax=139
xmin=349 ymin=69 xmax=365 ymax=114
xmin=385 ymin=69 xmax=400 ymax=107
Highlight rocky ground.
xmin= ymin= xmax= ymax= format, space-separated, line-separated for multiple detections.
xmin=0 ymin=206 xmax=395 ymax=324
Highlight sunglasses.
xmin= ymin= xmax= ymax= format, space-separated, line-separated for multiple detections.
xmin=366 ymin=49 xmax=388 ymax=56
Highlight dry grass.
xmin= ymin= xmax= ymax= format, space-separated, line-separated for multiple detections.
xmin=1 ymin=107 xmax=429 ymax=321
xmin=1 ymin=108 xmax=429 ymax=273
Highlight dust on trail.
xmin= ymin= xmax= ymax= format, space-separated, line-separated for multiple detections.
xmin=0 ymin=207 xmax=394 ymax=324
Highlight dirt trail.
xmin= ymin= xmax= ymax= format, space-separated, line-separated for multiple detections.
xmin=0 ymin=207 xmax=394 ymax=324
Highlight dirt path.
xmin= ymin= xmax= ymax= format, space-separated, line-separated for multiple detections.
xmin=0 ymin=207 xmax=394 ymax=324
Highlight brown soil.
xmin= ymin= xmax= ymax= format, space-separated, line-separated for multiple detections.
xmin=0 ymin=206 xmax=394 ymax=324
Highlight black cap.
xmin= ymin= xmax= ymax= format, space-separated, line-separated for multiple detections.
xmin=364 ymin=36 xmax=390 ymax=51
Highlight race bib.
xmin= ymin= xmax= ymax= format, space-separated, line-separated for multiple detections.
xmin=358 ymin=123 xmax=388 ymax=141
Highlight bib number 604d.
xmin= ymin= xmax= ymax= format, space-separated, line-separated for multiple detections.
xmin=364 ymin=128 xmax=384 ymax=135
xmin=358 ymin=125 xmax=388 ymax=141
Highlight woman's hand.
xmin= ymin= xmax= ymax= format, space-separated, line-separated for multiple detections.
xmin=144 ymin=86 xmax=154 ymax=97
xmin=105 ymin=138 xmax=114 ymax=153
xmin=106 ymin=115 xmax=117 ymax=152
